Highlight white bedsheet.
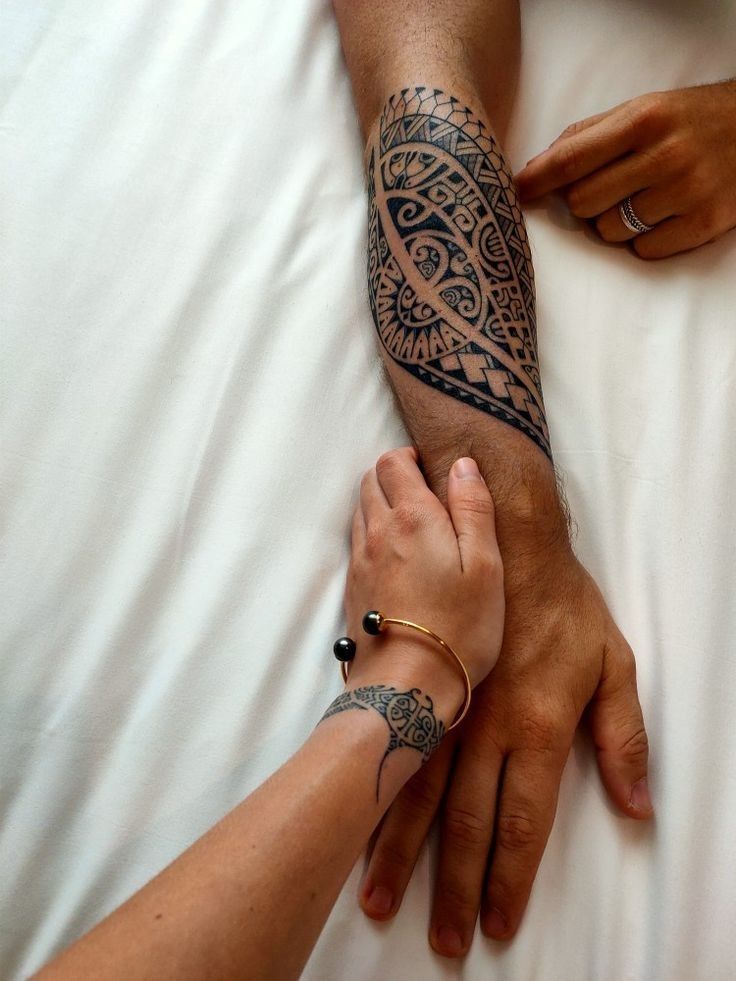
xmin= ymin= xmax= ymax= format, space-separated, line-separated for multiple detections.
xmin=2 ymin=1 xmax=735 ymax=978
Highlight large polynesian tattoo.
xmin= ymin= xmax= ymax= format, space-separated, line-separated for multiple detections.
xmin=320 ymin=685 xmax=445 ymax=801
xmin=367 ymin=87 xmax=551 ymax=458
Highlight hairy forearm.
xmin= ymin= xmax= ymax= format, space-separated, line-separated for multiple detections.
xmin=332 ymin=0 xmax=521 ymax=146
xmin=334 ymin=1 xmax=569 ymax=551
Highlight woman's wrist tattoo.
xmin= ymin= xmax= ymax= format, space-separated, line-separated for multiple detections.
xmin=320 ymin=685 xmax=445 ymax=801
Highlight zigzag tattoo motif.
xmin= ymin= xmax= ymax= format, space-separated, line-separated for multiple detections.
xmin=367 ymin=87 xmax=551 ymax=457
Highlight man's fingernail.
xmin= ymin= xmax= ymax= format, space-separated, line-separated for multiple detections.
xmin=435 ymin=925 xmax=465 ymax=956
xmin=484 ymin=907 xmax=508 ymax=938
xmin=629 ymin=778 xmax=653 ymax=812
xmin=452 ymin=457 xmax=480 ymax=480
xmin=365 ymin=884 xmax=393 ymax=915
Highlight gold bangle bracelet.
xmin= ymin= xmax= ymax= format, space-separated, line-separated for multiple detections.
xmin=337 ymin=610 xmax=471 ymax=730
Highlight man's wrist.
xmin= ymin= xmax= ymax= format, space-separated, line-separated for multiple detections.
xmin=417 ymin=424 xmax=571 ymax=555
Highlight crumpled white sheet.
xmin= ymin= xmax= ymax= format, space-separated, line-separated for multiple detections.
xmin=1 ymin=0 xmax=735 ymax=978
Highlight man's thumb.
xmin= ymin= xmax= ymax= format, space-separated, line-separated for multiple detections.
xmin=588 ymin=642 xmax=653 ymax=819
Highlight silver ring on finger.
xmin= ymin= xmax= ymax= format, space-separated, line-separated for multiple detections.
xmin=618 ymin=196 xmax=655 ymax=235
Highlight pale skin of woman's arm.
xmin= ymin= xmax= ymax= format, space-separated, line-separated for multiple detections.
xmin=35 ymin=450 xmax=504 ymax=981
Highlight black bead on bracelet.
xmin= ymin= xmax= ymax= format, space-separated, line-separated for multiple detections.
xmin=332 ymin=610 xmax=472 ymax=730
xmin=332 ymin=636 xmax=356 ymax=662
xmin=333 ymin=611 xmax=384 ymax=661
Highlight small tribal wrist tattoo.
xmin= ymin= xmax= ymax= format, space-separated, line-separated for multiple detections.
xmin=320 ymin=685 xmax=445 ymax=801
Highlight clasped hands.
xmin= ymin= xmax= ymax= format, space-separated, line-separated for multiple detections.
xmin=346 ymin=448 xmax=653 ymax=959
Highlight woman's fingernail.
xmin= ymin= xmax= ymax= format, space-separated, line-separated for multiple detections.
xmin=435 ymin=925 xmax=465 ymax=956
xmin=484 ymin=907 xmax=508 ymax=938
xmin=452 ymin=457 xmax=480 ymax=480
xmin=365 ymin=884 xmax=393 ymax=916
xmin=629 ymin=778 xmax=653 ymax=812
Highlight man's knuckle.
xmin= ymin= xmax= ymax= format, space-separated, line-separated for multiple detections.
xmin=374 ymin=835 xmax=414 ymax=874
xmin=519 ymin=710 xmax=563 ymax=751
xmin=436 ymin=879 xmax=479 ymax=916
xmin=632 ymin=94 xmax=670 ymax=135
xmin=619 ymin=725 xmax=649 ymax=762
xmin=632 ymin=236 xmax=660 ymax=260
xmin=619 ymin=643 xmax=637 ymax=679
xmin=496 ymin=811 xmax=540 ymax=852
xmin=595 ymin=215 xmax=616 ymax=242
xmin=565 ymin=184 xmax=588 ymax=217
xmin=467 ymin=717 xmax=503 ymax=755
xmin=607 ymin=641 xmax=637 ymax=685
xmin=558 ymin=140 xmax=583 ymax=181
xmin=443 ymin=805 xmax=488 ymax=849
xmin=655 ymin=136 xmax=690 ymax=174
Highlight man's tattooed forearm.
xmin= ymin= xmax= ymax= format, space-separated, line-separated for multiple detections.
xmin=367 ymin=87 xmax=551 ymax=457
xmin=320 ymin=685 xmax=445 ymax=801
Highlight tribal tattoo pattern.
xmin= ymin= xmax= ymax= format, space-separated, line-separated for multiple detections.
xmin=320 ymin=685 xmax=445 ymax=801
xmin=367 ymin=87 xmax=551 ymax=457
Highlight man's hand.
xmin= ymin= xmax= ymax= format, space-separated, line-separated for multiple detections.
xmin=515 ymin=80 xmax=736 ymax=259
xmin=359 ymin=534 xmax=652 ymax=957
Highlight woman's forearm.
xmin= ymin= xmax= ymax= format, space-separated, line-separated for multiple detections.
xmin=35 ymin=448 xmax=501 ymax=978
xmin=36 ymin=647 xmax=463 ymax=981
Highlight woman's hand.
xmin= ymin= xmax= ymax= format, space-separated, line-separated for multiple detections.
xmin=38 ymin=446 xmax=505 ymax=981
xmin=344 ymin=447 xmax=504 ymax=711
xmin=515 ymin=80 xmax=736 ymax=259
